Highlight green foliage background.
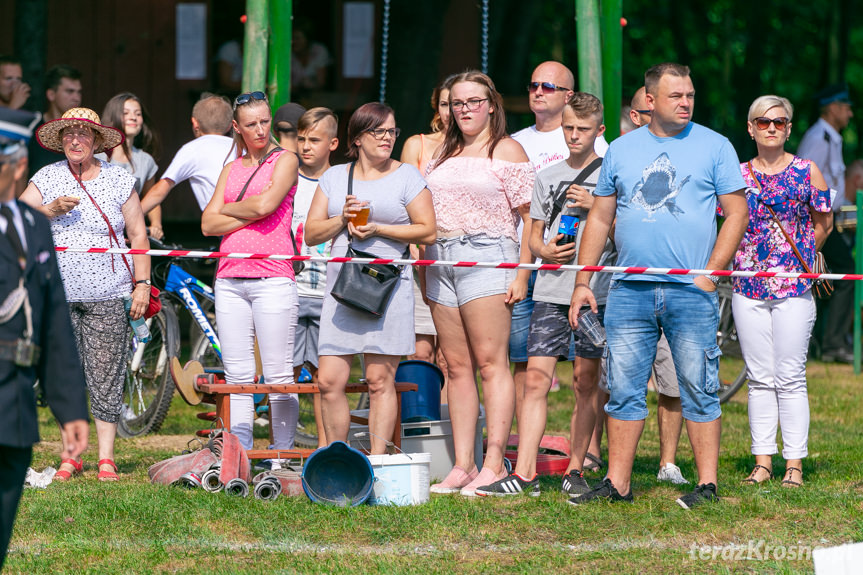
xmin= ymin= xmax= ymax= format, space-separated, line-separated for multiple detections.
xmin=388 ymin=0 xmax=860 ymax=163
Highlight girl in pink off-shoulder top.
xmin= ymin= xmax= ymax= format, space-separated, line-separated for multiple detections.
xmin=423 ymin=71 xmax=534 ymax=496
xmin=202 ymin=92 xmax=300 ymax=458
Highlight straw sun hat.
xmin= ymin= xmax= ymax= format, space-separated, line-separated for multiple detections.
xmin=36 ymin=107 xmax=124 ymax=154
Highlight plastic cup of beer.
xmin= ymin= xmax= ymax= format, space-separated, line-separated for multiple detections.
xmin=577 ymin=308 xmax=606 ymax=346
xmin=354 ymin=202 xmax=372 ymax=226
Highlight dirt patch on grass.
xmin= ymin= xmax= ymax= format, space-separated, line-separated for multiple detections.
xmin=126 ymin=433 xmax=200 ymax=452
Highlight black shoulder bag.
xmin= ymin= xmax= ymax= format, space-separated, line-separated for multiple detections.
xmin=546 ymin=157 xmax=604 ymax=229
xmin=235 ymin=147 xmax=304 ymax=274
xmin=329 ymin=162 xmax=408 ymax=317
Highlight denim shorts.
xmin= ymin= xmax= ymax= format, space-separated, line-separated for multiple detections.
xmin=604 ymin=280 xmax=721 ymax=423
xmin=425 ymin=234 xmax=518 ymax=308
xmin=527 ymin=301 xmax=599 ymax=360
xmin=508 ymin=271 xmax=536 ymax=363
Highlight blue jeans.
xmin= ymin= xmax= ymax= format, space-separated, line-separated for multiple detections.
xmin=508 ymin=271 xmax=536 ymax=363
xmin=604 ymin=280 xmax=722 ymax=423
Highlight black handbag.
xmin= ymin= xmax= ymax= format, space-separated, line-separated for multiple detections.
xmin=329 ymin=162 xmax=406 ymax=317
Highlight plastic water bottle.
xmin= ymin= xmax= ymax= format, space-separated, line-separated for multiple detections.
xmin=124 ymin=294 xmax=151 ymax=343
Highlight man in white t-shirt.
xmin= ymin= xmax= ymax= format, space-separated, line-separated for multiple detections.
xmin=513 ymin=61 xmax=608 ymax=175
xmin=509 ymin=62 xmax=608 ymax=430
xmin=140 ymin=94 xmax=234 ymax=221
xmin=292 ymin=107 xmax=339 ymax=448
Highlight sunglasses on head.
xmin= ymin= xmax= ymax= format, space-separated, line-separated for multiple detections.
xmin=234 ymin=91 xmax=267 ymax=107
xmin=753 ymin=116 xmax=790 ymax=130
xmin=528 ymin=81 xmax=571 ymax=95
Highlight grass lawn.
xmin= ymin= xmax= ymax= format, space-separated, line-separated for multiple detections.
xmin=7 ymin=359 xmax=863 ymax=574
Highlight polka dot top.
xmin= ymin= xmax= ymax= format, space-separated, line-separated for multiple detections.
xmin=30 ymin=160 xmax=136 ymax=302
xmin=217 ymin=150 xmax=297 ymax=279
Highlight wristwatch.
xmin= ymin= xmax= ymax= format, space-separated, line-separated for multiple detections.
xmin=136 ymin=279 xmax=152 ymax=286
xmin=706 ymin=275 xmax=721 ymax=285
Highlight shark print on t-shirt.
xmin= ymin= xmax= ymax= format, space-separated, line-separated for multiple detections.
xmin=630 ymin=152 xmax=690 ymax=222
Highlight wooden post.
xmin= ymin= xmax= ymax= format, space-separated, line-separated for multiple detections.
xmin=601 ymin=0 xmax=622 ymax=141
xmin=242 ymin=0 xmax=269 ymax=93
xmin=575 ymin=0 xmax=602 ymax=99
xmin=268 ymin=0 xmax=292 ymax=106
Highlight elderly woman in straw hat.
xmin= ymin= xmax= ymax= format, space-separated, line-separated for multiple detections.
xmin=20 ymin=107 xmax=150 ymax=482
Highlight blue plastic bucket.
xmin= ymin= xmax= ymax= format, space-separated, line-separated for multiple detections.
xmin=397 ymin=360 xmax=444 ymax=423
xmin=301 ymin=441 xmax=374 ymax=506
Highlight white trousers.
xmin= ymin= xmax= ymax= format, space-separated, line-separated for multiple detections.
xmin=732 ymin=291 xmax=815 ymax=459
xmin=215 ymin=277 xmax=299 ymax=451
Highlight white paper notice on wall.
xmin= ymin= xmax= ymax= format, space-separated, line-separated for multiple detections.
xmin=176 ymin=3 xmax=207 ymax=80
xmin=343 ymin=2 xmax=375 ymax=79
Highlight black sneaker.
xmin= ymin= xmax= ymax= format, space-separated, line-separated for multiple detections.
xmin=561 ymin=469 xmax=591 ymax=497
xmin=676 ymin=483 xmax=719 ymax=509
xmin=475 ymin=473 xmax=540 ymax=497
xmin=567 ymin=477 xmax=633 ymax=506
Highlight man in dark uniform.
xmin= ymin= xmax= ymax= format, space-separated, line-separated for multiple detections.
xmin=0 ymin=113 xmax=89 ymax=570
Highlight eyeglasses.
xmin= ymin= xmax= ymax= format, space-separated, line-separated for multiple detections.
xmin=234 ymin=91 xmax=267 ymax=108
xmin=753 ymin=116 xmax=790 ymax=130
xmin=451 ymin=98 xmax=488 ymax=112
xmin=365 ymin=127 xmax=401 ymax=140
xmin=528 ymin=81 xmax=572 ymax=94
xmin=634 ymin=109 xmax=652 ymax=116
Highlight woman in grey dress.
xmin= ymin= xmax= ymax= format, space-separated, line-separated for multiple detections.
xmin=305 ymin=102 xmax=436 ymax=454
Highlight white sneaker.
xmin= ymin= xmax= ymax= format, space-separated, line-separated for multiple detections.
xmin=657 ymin=462 xmax=689 ymax=485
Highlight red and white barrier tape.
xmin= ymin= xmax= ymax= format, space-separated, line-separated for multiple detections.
xmin=53 ymin=246 xmax=863 ymax=281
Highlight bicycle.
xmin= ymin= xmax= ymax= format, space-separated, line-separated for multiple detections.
xmin=118 ymin=239 xmax=221 ymax=437
xmin=118 ymin=238 xmax=331 ymax=444
xmin=716 ymin=280 xmax=749 ymax=403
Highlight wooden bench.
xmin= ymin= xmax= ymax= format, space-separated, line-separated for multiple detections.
xmin=194 ymin=374 xmax=418 ymax=460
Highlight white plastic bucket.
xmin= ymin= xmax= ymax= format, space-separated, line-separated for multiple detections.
xmin=366 ymin=453 xmax=431 ymax=506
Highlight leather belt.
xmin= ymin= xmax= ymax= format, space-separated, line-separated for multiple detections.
xmin=0 ymin=339 xmax=41 ymax=367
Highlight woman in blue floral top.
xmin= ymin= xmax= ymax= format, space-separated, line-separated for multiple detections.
xmin=733 ymin=95 xmax=832 ymax=489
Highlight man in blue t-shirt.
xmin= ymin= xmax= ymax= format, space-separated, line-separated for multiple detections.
xmin=568 ymin=63 xmax=749 ymax=510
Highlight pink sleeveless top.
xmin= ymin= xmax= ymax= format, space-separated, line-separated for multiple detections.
xmin=217 ymin=150 xmax=297 ymax=279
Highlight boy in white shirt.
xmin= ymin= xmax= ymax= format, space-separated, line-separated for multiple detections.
xmin=291 ymin=107 xmax=339 ymax=447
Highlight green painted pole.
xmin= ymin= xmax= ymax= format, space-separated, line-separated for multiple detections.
xmin=855 ymin=190 xmax=862 ymax=374
xmin=601 ymin=0 xmax=622 ymax=141
xmin=268 ymin=0 xmax=292 ymax=106
xmin=242 ymin=0 xmax=269 ymax=93
xmin=575 ymin=0 xmax=602 ymax=98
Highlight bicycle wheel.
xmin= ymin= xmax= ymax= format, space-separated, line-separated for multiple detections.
xmin=191 ymin=330 xmax=223 ymax=373
xmin=715 ymin=282 xmax=748 ymax=404
xmin=118 ymin=303 xmax=180 ymax=437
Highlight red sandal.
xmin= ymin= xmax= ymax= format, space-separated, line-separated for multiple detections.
xmin=97 ymin=459 xmax=119 ymax=482
xmin=54 ymin=458 xmax=83 ymax=481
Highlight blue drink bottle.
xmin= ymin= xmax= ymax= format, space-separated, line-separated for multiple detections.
xmin=557 ymin=212 xmax=580 ymax=246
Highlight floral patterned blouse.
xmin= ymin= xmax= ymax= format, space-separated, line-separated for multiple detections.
xmin=734 ymin=156 xmax=831 ymax=300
